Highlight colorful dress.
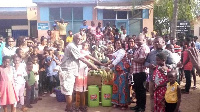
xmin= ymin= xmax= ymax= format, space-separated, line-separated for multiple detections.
xmin=153 ymin=66 xmax=168 ymax=112
xmin=74 ymin=50 xmax=90 ymax=92
xmin=0 ymin=66 xmax=18 ymax=105
xmin=111 ymin=49 xmax=130 ymax=106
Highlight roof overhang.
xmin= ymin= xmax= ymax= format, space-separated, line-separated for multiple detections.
xmin=94 ymin=4 xmax=153 ymax=11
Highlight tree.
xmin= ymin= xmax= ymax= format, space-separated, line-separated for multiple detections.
xmin=171 ymin=0 xmax=178 ymax=38
xmin=153 ymin=0 xmax=199 ymax=36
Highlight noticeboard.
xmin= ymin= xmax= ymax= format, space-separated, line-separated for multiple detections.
xmin=37 ymin=23 xmax=49 ymax=30
xmin=176 ymin=20 xmax=190 ymax=34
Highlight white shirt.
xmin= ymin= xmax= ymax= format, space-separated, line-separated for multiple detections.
xmin=121 ymin=34 xmax=127 ymax=41
xmin=112 ymin=49 xmax=126 ymax=66
xmin=13 ymin=63 xmax=27 ymax=85
xmin=2 ymin=46 xmax=17 ymax=57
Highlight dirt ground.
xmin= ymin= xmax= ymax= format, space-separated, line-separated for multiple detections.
xmin=1 ymin=76 xmax=200 ymax=112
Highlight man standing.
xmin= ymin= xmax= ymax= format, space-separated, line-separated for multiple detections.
xmin=80 ymin=20 xmax=88 ymax=31
xmin=145 ymin=37 xmax=176 ymax=112
xmin=58 ymin=33 xmax=99 ymax=112
xmin=130 ymin=34 xmax=150 ymax=112
xmin=55 ymin=18 xmax=68 ymax=46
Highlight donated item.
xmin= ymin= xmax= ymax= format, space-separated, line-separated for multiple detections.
xmin=87 ymin=75 xmax=102 ymax=86
xmin=54 ymin=87 xmax=66 ymax=102
xmin=88 ymin=85 xmax=99 ymax=107
xmin=101 ymin=85 xmax=112 ymax=106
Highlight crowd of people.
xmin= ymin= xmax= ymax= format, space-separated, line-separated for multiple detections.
xmin=0 ymin=18 xmax=200 ymax=112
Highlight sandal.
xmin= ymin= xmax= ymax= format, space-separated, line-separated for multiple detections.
xmin=112 ymin=104 xmax=119 ymax=108
xmin=120 ymin=106 xmax=128 ymax=110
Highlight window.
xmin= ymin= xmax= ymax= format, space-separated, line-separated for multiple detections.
xmin=117 ymin=11 xmax=127 ymax=19
xmin=61 ymin=7 xmax=72 ymax=20
xmin=129 ymin=9 xmax=142 ymax=19
xmin=103 ymin=10 xmax=116 ymax=19
xmin=49 ymin=8 xmax=60 ymax=21
xmin=73 ymin=7 xmax=83 ymax=20
xmin=49 ymin=7 xmax=83 ymax=34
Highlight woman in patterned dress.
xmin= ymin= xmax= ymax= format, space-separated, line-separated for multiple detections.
xmin=106 ymin=39 xmax=130 ymax=110
xmin=153 ymin=53 xmax=169 ymax=112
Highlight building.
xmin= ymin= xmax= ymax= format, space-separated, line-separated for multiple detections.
xmin=0 ymin=1 xmax=37 ymax=39
xmin=33 ymin=0 xmax=154 ymax=38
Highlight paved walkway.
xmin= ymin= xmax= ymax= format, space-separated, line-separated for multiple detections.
xmin=1 ymin=77 xmax=200 ymax=112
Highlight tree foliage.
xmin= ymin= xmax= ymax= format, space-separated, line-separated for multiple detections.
xmin=154 ymin=0 xmax=199 ymax=35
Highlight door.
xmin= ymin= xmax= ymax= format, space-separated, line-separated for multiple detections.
xmin=115 ymin=20 xmax=129 ymax=35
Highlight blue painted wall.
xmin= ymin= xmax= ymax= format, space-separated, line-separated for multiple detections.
xmin=40 ymin=7 xmax=49 ymax=21
xmin=97 ymin=9 xmax=103 ymax=20
xmin=83 ymin=6 xmax=93 ymax=20
xmin=142 ymin=9 xmax=149 ymax=19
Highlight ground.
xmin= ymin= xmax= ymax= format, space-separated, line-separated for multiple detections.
xmin=1 ymin=77 xmax=200 ymax=112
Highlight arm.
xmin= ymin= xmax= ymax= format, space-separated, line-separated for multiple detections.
xmin=79 ymin=57 xmax=98 ymax=70
xmin=174 ymin=85 xmax=181 ymax=112
xmin=85 ymin=55 xmax=103 ymax=66
xmin=132 ymin=58 xmax=146 ymax=64
xmin=112 ymin=49 xmax=125 ymax=66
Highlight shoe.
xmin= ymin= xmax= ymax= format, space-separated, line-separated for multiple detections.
xmin=26 ymin=104 xmax=33 ymax=108
xmin=135 ymin=108 xmax=145 ymax=112
xmin=182 ymin=91 xmax=189 ymax=94
xmin=50 ymin=93 xmax=56 ymax=97
xmin=130 ymin=105 xmax=139 ymax=110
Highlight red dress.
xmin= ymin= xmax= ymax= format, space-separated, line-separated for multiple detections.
xmin=153 ymin=66 xmax=168 ymax=112
xmin=0 ymin=66 xmax=18 ymax=105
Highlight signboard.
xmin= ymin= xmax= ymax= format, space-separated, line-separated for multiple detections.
xmin=176 ymin=20 xmax=190 ymax=34
xmin=37 ymin=23 xmax=49 ymax=30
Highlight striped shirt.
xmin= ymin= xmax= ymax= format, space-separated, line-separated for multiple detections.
xmin=132 ymin=44 xmax=150 ymax=74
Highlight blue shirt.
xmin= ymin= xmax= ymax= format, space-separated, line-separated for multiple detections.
xmin=0 ymin=42 xmax=5 ymax=65
xmin=45 ymin=56 xmax=58 ymax=76
xmin=80 ymin=25 xmax=88 ymax=30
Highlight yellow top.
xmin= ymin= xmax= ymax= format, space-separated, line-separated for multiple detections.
xmin=66 ymin=36 xmax=73 ymax=43
xmin=165 ymin=82 xmax=179 ymax=103
xmin=57 ymin=22 xmax=68 ymax=35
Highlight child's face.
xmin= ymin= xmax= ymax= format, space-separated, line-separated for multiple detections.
xmin=14 ymin=57 xmax=21 ymax=65
xmin=57 ymin=45 xmax=62 ymax=51
xmin=18 ymin=50 xmax=24 ymax=58
xmin=33 ymin=48 xmax=39 ymax=55
xmin=69 ymin=31 xmax=73 ymax=35
xmin=156 ymin=56 xmax=165 ymax=66
xmin=166 ymin=45 xmax=174 ymax=53
xmin=83 ymin=43 xmax=89 ymax=50
xmin=32 ymin=58 xmax=38 ymax=64
xmin=167 ymin=72 xmax=176 ymax=83
xmin=27 ymin=62 xmax=33 ymax=71
xmin=3 ymin=59 xmax=10 ymax=67
xmin=48 ymin=50 xmax=54 ymax=55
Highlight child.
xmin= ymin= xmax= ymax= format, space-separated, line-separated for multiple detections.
xmin=13 ymin=55 xmax=28 ymax=111
xmin=0 ymin=56 xmax=18 ymax=112
xmin=31 ymin=55 xmax=42 ymax=102
xmin=153 ymin=53 xmax=169 ymax=112
xmin=25 ymin=61 xmax=35 ymax=108
xmin=45 ymin=48 xmax=60 ymax=97
xmin=164 ymin=70 xmax=181 ymax=112
xmin=66 ymin=30 xmax=73 ymax=45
